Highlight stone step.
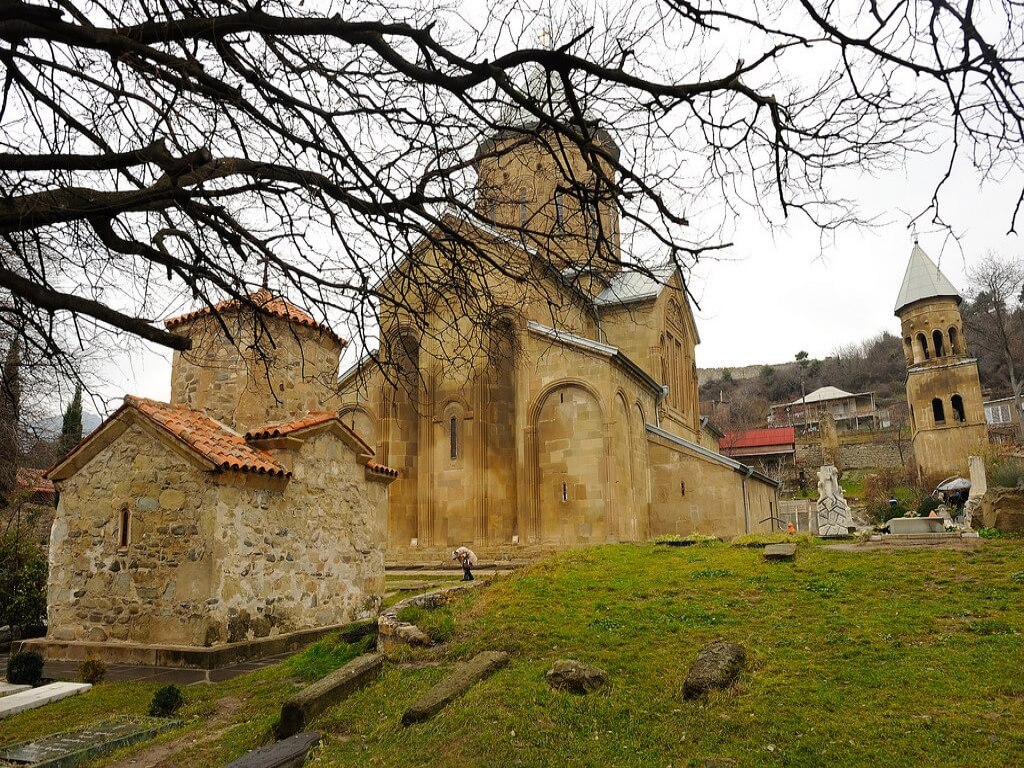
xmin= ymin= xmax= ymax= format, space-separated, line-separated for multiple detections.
xmin=0 ymin=682 xmax=31 ymax=698
xmin=0 ymin=682 xmax=92 ymax=719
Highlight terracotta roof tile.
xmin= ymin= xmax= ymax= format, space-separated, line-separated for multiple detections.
xmin=366 ymin=461 xmax=399 ymax=478
xmin=244 ymin=412 xmax=340 ymax=440
xmin=125 ymin=396 xmax=290 ymax=478
xmin=164 ymin=289 xmax=347 ymax=347
xmin=16 ymin=467 xmax=55 ymax=495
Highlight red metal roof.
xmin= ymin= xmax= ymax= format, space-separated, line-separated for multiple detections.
xmin=165 ymin=289 xmax=346 ymax=347
xmin=720 ymin=427 xmax=796 ymax=451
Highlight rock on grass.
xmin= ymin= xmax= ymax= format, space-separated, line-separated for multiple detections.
xmin=683 ymin=640 xmax=746 ymax=699
xmin=545 ymin=659 xmax=608 ymax=694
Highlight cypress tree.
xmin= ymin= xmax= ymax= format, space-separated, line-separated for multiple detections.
xmin=59 ymin=385 xmax=84 ymax=455
xmin=0 ymin=339 xmax=22 ymax=500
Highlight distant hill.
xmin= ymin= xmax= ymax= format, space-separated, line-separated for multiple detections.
xmin=33 ymin=410 xmax=102 ymax=439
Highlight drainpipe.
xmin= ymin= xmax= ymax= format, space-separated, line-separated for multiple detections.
xmin=656 ymin=385 xmax=669 ymax=428
xmin=741 ymin=465 xmax=753 ymax=534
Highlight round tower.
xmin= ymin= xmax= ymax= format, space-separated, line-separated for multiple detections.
xmin=471 ymin=71 xmax=622 ymax=284
xmin=165 ymin=290 xmax=346 ymax=433
xmin=895 ymin=244 xmax=988 ymax=480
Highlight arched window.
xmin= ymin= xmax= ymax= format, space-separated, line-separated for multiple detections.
xmin=949 ymin=326 xmax=960 ymax=355
xmin=932 ymin=397 xmax=945 ymax=424
xmin=450 ymin=415 xmax=458 ymax=459
xmin=932 ymin=329 xmax=946 ymax=357
xmin=119 ymin=507 xmax=130 ymax=549
xmin=917 ymin=333 xmax=930 ymax=361
xmin=951 ymin=394 xmax=966 ymax=422
xmin=904 ymin=336 xmax=913 ymax=363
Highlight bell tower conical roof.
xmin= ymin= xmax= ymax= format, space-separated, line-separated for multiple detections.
xmin=894 ymin=243 xmax=961 ymax=315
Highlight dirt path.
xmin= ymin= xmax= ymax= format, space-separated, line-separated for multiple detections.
xmin=106 ymin=696 xmax=244 ymax=768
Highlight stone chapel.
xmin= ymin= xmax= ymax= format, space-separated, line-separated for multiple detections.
xmin=36 ymin=292 xmax=396 ymax=660
xmin=339 ymin=119 xmax=780 ymax=559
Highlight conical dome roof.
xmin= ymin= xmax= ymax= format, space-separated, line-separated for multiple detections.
xmin=894 ymin=243 xmax=961 ymax=315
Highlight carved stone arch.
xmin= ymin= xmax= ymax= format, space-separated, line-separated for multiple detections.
xmin=528 ymin=377 xmax=606 ymax=426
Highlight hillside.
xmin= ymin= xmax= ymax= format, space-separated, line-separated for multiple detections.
xmin=5 ymin=541 xmax=1024 ymax=768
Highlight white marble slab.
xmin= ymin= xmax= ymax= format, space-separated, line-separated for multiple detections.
xmin=0 ymin=682 xmax=92 ymax=719
xmin=0 ymin=682 xmax=32 ymax=698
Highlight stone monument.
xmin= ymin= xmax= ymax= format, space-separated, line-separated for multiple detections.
xmin=963 ymin=455 xmax=987 ymax=530
xmin=816 ymin=465 xmax=854 ymax=537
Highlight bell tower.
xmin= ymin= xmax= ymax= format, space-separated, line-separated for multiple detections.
xmin=895 ymin=243 xmax=988 ymax=480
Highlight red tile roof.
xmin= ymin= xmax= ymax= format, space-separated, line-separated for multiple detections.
xmin=125 ymin=396 xmax=290 ymax=478
xmin=16 ymin=467 xmax=55 ymax=495
xmin=720 ymin=427 xmax=796 ymax=451
xmin=164 ymin=289 xmax=346 ymax=347
xmin=366 ymin=461 xmax=399 ymax=478
xmin=245 ymin=412 xmax=376 ymax=456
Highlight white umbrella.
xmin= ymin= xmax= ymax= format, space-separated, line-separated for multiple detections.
xmin=935 ymin=477 xmax=971 ymax=493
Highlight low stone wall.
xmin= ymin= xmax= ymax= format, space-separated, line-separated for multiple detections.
xmin=795 ymin=430 xmax=910 ymax=472
xmin=377 ymin=583 xmax=484 ymax=652
xmin=977 ymin=488 xmax=1024 ymax=532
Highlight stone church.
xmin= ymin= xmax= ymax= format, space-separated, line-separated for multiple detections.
xmin=339 ymin=122 xmax=780 ymax=559
xmin=895 ymin=243 xmax=988 ymax=480
xmin=37 ymin=292 xmax=396 ymax=659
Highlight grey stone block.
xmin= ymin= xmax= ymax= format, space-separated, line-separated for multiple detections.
xmin=545 ymin=659 xmax=608 ymax=694
xmin=277 ymin=653 xmax=382 ymax=739
xmin=683 ymin=640 xmax=746 ymax=699
xmin=224 ymin=731 xmax=320 ymax=768
xmin=763 ymin=543 xmax=797 ymax=561
xmin=402 ymin=651 xmax=509 ymax=726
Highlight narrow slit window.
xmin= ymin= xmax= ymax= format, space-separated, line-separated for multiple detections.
xmin=554 ymin=190 xmax=565 ymax=229
xmin=450 ymin=415 xmax=458 ymax=460
xmin=119 ymin=508 xmax=130 ymax=548
xmin=562 ymin=482 xmax=568 ymax=502
xmin=519 ymin=189 xmax=528 ymax=227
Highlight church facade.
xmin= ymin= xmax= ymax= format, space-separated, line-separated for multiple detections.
xmin=339 ymin=125 xmax=779 ymax=559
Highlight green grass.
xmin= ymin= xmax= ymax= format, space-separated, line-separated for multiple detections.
xmin=730 ymin=531 xmax=817 ymax=547
xmin=285 ymin=633 xmax=375 ymax=682
xmin=4 ymin=541 xmax=1024 ymax=767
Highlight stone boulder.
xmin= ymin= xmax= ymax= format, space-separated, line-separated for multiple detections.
xmin=763 ymin=543 xmax=796 ymax=562
xmin=683 ymin=640 xmax=746 ymax=699
xmin=545 ymin=659 xmax=609 ymax=694
xmin=980 ymin=488 xmax=1024 ymax=532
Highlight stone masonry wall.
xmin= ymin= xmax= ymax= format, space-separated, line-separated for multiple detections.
xmin=48 ymin=421 xmax=216 ymax=646
xmin=48 ymin=422 xmax=388 ymax=648
xmin=208 ymin=430 xmax=387 ymax=644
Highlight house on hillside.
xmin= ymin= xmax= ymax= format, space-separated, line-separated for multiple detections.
xmin=720 ymin=428 xmax=796 ymax=487
xmin=768 ymin=386 xmax=881 ymax=434
xmin=984 ymin=395 xmax=1022 ymax=444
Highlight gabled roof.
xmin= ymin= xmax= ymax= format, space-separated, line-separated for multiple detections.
xmin=245 ymin=412 xmax=375 ymax=456
xmin=783 ymin=386 xmax=865 ymax=406
xmin=125 ymin=397 xmax=290 ymax=477
xmin=894 ymin=243 xmax=961 ymax=315
xmin=49 ymin=396 xmax=290 ymax=481
xmin=720 ymin=427 xmax=796 ymax=451
xmin=165 ymin=289 xmax=347 ymax=347
xmin=16 ymin=467 xmax=54 ymax=495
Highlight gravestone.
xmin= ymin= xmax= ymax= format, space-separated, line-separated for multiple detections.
xmin=0 ymin=718 xmax=175 ymax=767
xmin=0 ymin=682 xmax=92 ymax=719
xmin=815 ymin=465 xmax=853 ymax=537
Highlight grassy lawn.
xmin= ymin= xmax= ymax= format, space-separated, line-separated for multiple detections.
xmin=4 ymin=540 xmax=1024 ymax=767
